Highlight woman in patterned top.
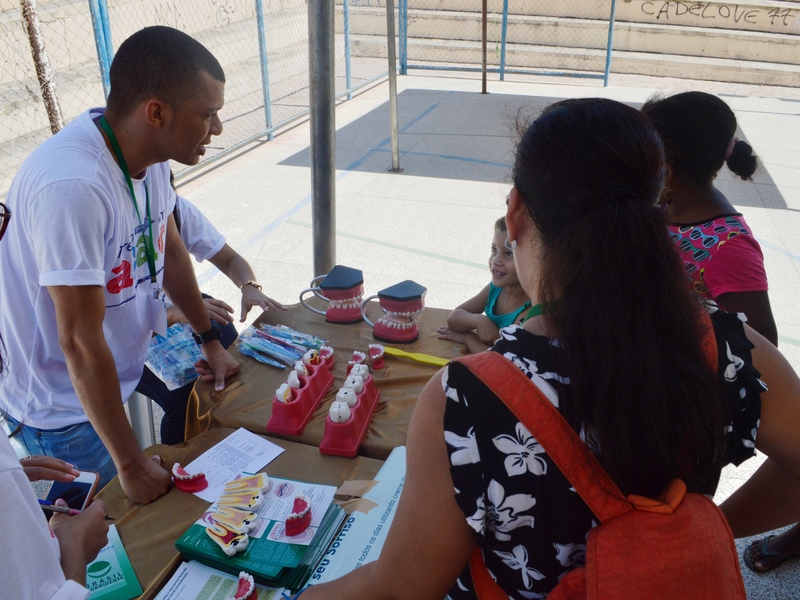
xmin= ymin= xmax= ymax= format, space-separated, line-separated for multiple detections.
xmin=642 ymin=92 xmax=777 ymax=346
xmin=297 ymin=99 xmax=800 ymax=600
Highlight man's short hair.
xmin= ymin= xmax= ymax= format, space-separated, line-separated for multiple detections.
xmin=106 ymin=26 xmax=225 ymax=118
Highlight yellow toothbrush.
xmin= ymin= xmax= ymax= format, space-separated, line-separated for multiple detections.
xmin=383 ymin=346 xmax=449 ymax=367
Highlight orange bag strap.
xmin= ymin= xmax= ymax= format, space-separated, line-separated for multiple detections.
xmin=458 ymin=352 xmax=633 ymax=523
xmin=470 ymin=546 xmax=510 ymax=600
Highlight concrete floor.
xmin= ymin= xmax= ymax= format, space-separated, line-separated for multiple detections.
xmin=172 ymin=71 xmax=800 ymax=598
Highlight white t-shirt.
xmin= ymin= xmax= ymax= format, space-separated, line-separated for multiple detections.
xmin=0 ymin=108 xmax=176 ymax=429
xmin=174 ymin=195 xmax=225 ymax=262
xmin=0 ymin=435 xmax=90 ymax=599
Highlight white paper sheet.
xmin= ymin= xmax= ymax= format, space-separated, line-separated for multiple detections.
xmin=153 ymin=561 xmax=284 ymax=600
xmin=183 ymin=428 xmax=284 ymax=502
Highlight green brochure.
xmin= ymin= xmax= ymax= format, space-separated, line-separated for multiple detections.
xmin=86 ymin=524 xmax=143 ymax=600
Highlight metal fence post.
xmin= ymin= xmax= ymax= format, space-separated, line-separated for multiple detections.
xmin=255 ymin=0 xmax=275 ymax=141
xmin=386 ymin=0 xmax=401 ymax=172
xmin=481 ymin=0 xmax=487 ymax=94
xmin=308 ymin=0 xmax=336 ymax=276
xmin=88 ymin=0 xmax=112 ymax=98
xmin=500 ymin=0 xmax=509 ymax=81
xmin=399 ymin=0 xmax=408 ymax=75
xmin=343 ymin=0 xmax=353 ymax=101
xmin=604 ymin=0 xmax=617 ymax=87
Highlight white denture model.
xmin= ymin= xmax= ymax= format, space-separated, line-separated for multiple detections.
xmin=350 ymin=363 xmax=370 ymax=379
xmin=343 ymin=374 xmax=364 ymax=394
xmin=329 ymin=400 xmax=351 ymax=423
xmin=336 ymin=387 xmax=357 ymax=408
xmin=287 ymin=370 xmax=301 ymax=389
xmin=276 ymin=383 xmax=292 ymax=402
xmin=294 ymin=361 xmax=309 ymax=376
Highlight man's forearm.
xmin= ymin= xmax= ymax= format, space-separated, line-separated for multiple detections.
xmin=209 ymin=245 xmax=256 ymax=289
xmin=60 ymin=335 xmax=141 ymax=469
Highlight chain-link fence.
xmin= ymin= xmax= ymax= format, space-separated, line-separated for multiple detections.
xmin=0 ymin=0 xmax=391 ymax=198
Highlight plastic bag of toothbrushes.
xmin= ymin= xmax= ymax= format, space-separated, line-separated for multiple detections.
xmin=145 ymin=323 xmax=204 ymax=390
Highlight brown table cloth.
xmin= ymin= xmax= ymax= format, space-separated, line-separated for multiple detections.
xmin=186 ymin=302 xmax=465 ymax=460
xmin=95 ymin=428 xmax=384 ymax=599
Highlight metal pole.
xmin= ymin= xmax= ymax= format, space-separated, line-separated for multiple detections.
xmin=500 ymin=0 xmax=509 ymax=81
xmin=481 ymin=0 xmax=488 ymax=94
xmin=88 ymin=0 xmax=111 ymax=98
xmin=399 ymin=0 xmax=408 ymax=75
xmin=344 ymin=0 xmax=353 ymax=100
xmin=126 ymin=392 xmax=156 ymax=449
xmin=308 ymin=0 xmax=336 ymax=275
xmin=255 ymin=0 xmax=275 ymax=141
xmin=20 ymin=0 xmax=64 ymax=135
xmin=386 ymin=0 xmax=401 ymax=172
xmin=604 ymin=0 xmax=617 ymax=87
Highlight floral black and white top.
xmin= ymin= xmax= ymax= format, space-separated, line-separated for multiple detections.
xmin=443 ymin=308 xmax=765 ymax=600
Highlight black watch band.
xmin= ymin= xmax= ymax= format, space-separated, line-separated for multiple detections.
xmin=192 ymin=321 xmax=223 ymax=345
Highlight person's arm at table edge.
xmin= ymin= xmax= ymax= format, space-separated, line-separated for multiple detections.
xmin=447 ymin=285 xmax=492 ymax=332
xmin=161 ymin=215 xmax=240 ymax=390
xmin=720 ymin=323 xmax=800 ymax=536
xmin=207 ymin=244 xmax=286 ymax=321
xmin=49 ymin=285 xmax=170 ymax=505
xmin=302 ymin=370 xmax=476 ymax=600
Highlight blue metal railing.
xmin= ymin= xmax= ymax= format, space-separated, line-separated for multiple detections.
xmin=88 ymin=0 xmax=113 ymax=99
xmin=398 ymin=2 xmax=617 ymax=85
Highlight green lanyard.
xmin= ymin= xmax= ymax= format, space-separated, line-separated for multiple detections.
xmin=98 ymin=115 xmax=159 ymax=293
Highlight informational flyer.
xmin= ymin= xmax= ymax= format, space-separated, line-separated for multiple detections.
xmin=184 ymin=428 xmax=285 ymax=501
xmin=153 ymin=561 xmax=284 ymax=600
xmin=86 ymin=525 xmax=143 ymax=600
xmin=198 ymin=477 xmax=337 ymax=546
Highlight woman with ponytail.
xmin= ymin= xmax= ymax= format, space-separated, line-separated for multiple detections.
xmin=642 ymin=91 xmax=777 ymax=345
xmin=295 ymin=99 xmax=800 ymax=599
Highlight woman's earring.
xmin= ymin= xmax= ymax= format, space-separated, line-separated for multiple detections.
xmin=505 ymin=238 xmax=517 ymax=250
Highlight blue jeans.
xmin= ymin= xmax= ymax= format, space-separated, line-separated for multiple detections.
xmin=5 ymin=416 xmax=118 ymax=489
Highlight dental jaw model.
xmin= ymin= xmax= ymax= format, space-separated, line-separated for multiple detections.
xmin=299 ymin=265 xmax=364 ymax=324
xmin=267 ymin=345 xmax=335 ymax=436
xmin=361 ymin=280 xmax=427 ymax=343
xmin=225 ymin=572 xmax=256 ymax=600
xmin=285 ymin=495 xmax=312 ymax=537
xmin=320 ymin=362 xmax=381 ymax=457
xmin=172 ymin=463 xmax=209 ymax=493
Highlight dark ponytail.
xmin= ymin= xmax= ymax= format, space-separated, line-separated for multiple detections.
xmin=514 ymin=99 xmax=724 ymax=498
xmin=642 ymin=91 xmax=757 ymax=185
xmin=727 ymin=139 xmax=757 ymax=180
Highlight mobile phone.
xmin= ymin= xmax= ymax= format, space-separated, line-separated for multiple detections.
xmin=38 ymin=471 xmax=100 ymax=511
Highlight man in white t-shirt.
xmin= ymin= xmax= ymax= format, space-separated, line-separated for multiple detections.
xmin=0 ymin=26 xmax=240 ymax=504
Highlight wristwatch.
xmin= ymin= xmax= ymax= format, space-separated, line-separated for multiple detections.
xmin=192 ymin=321 xmax=223 ymax=345
xmin=240 ymin=280 xmax=262 ymax=291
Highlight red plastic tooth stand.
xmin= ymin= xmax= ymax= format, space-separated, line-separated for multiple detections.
xmin=319 ymin=375 xmax=380 ymax=457
xmin=267 ymin=362 xmax=334 ymax=436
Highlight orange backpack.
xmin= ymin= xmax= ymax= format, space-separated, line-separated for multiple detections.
xmin=457 ymin=327 xmax=746 ymax=600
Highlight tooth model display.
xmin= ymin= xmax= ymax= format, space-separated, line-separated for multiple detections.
xmin=172 ymin=463 xmax=209 ymax=493
xmin=299 ymin=265 xmax=364 ymax=324
xmin=369 ymin=344 xmax=385 ymax=369
xmin=224 ymin=473 xmax=270 ymax=494
xmin=320 ymin=363 xmax=381 ymax=457
xmin=362 ymin=280 xmax=427 ymax=343
xmin=336 ymin=386 xmax=358 ymax=407
xmin=343 ymin=374 xmax=364 ymax=395
xmin=225 ymin=572 xmax=256 ymax=600
xmin=207 ymin=523 xmax=250 ymax=556
xmin=268 ymin=346 xmax=335 ymax=436
xmin=329 ymin=400 xmax=351 ymax=423
xmin=285 ymin=495 xmax=312 ymax=537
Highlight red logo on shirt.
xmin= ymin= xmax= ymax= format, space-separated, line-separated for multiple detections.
xmin=107 ymin=260 xmax=134 ymax=294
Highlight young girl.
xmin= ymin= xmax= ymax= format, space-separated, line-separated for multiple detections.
xmin=438 ymin=216 xmax=531 ymax=353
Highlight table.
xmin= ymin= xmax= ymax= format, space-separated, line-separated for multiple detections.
xmin=95 ymin=428 xmax=384 ymax=599
xmin=186 ymin=302 xmax=464 ymax=460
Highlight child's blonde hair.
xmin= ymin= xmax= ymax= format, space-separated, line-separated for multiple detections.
xmin=495 ymin=216 xmax=507 ymax=232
